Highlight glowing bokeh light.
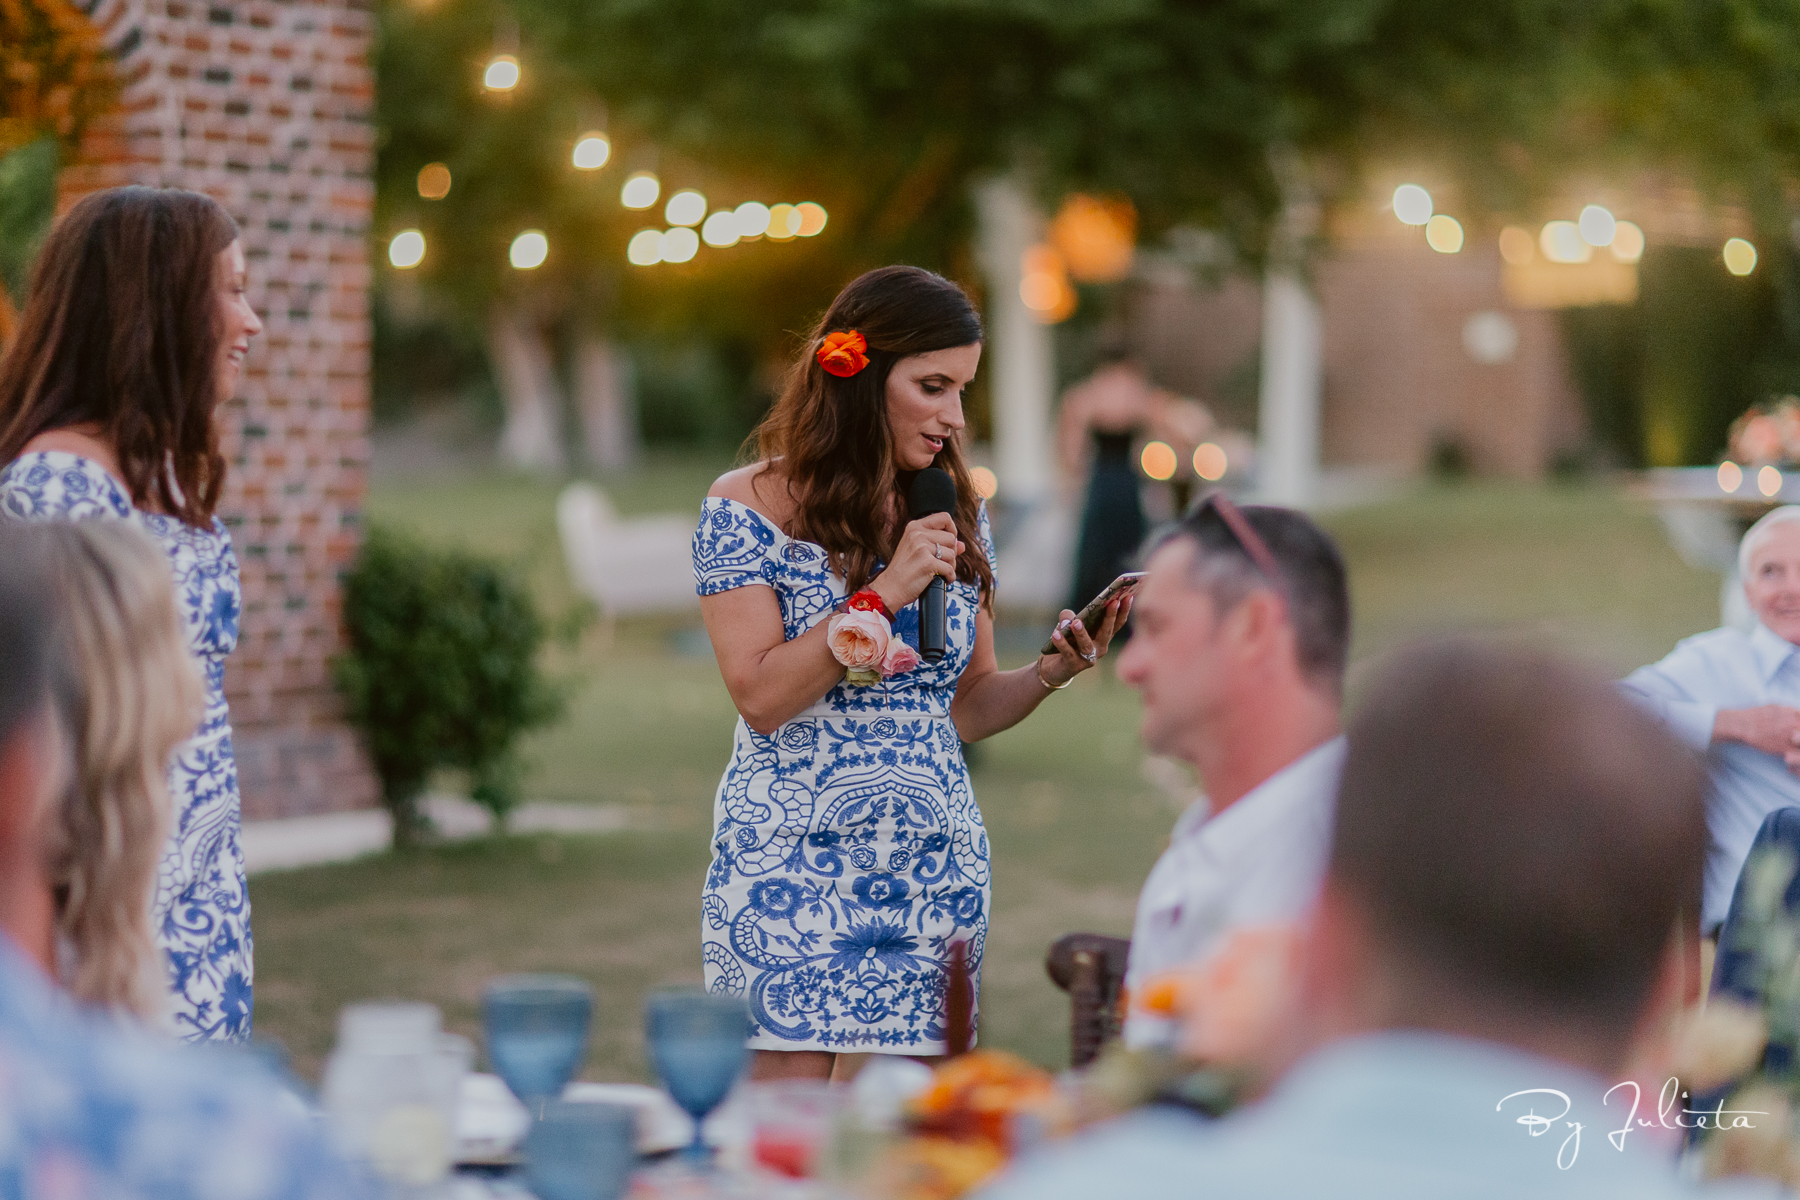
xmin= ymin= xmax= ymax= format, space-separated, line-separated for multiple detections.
xmin=1141 ymin=441 xmax=1177 ymax=481
xmin=1193 ymin=442 xmax=1228 ymax=481
xmin=1425 ymin=214 xmax=1464 ymax=253
xmin=765 ymin=204 xmax=800 ymax=240
xmin=1392 ymin=184 xmax=1433 ymax=226
xmin=1611 ymin=221 xmax=1646 ymax=263
xmin=1578 ymin=205 xmax=1616 ymax=247
xmin=701 ymin=210 xmax=739 ymax=248
xmin=572 ymin=134 xmax=610 ymax=170
xmin=734 ymin=202 xmax=771 ymax=238
xmin=665 ymin=190 xmax=707 ymax=227
xmin=1725 ymin=238 xmax=1758 ymax=277
xmin=387 ymin=230 xmax=426 ymax=269
xmin=970 ymin=466 xmax=999 ymax=499
xmin=483 ymin=54 xmax=520 ymax=91
xmin=620 ymin=172 xmax=660 ymax=210
xmin=1540 ymin=221 xmax=1592 ymax=264
xmin=626 ymin=229 xmax=664 ymax=266
xmin=1498 ymin=226 xmax=1535 ymax=266
xmin=1761 ymin=465 xmax=1783 ymax=497
xmin=795 ymin=202 xmax=828 ymax=236
xmin=416 ymin=163 xmax=451 ymax=200
xmin=508 ymin=230 xmax=548 ymax=270
xmin=661 ymin=226 xmax=699 ymax=263
xmin=1719 ymin=461 xmax=1744 ymax=493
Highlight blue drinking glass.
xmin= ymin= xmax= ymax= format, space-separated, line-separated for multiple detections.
xmin=524 ymin=1100 xmax=638 ymax=1200
xmin=481 ymin=974 xmax=594 ymax=1116
xmin=644 ymin=989 xmax=749 ymax=1164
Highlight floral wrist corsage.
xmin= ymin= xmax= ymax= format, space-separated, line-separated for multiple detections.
xmin=827 ymin=588 xmax=921 ymax=686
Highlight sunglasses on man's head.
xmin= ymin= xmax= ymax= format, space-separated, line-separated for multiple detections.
xmin=1188 ymin=491 xmax=1283 ymax=588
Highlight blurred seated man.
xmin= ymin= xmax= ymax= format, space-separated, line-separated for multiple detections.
xmin=1624 ymin=505 xmax=1800 ymax=937
xmin=979 ymin=641 xmax=1716 ymax=1199
xmin=0 ymin=524 xmax=374 ymax=1199
xmin=1112 ymin=496 xmax=1348 ymax=1044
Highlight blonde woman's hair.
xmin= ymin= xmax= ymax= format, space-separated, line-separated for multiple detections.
xmin=39 ymin=519 xmax=203 ymax=1021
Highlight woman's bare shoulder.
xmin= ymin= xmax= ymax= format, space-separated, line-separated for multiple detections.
xmin=19 ymin=427 xmax=124 ymax=481
xmin=708 ymin=461 xmax=795 ymax=529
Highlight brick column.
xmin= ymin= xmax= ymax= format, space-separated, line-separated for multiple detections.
xmin=67 ymin=0 xmax=380 ymax=819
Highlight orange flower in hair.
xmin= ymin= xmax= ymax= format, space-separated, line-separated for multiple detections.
xmin=817 ymin=330 xmax=869 ymax=377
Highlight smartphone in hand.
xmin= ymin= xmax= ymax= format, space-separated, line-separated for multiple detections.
xmin=1041 ymin=571 xmax=1146 ymax=656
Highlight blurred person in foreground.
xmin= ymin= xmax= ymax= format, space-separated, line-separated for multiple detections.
xmin=980 ymin=641 xmax=1729 ymax=1200
xmin=1111 ymin=494 xmax=1348 ymax=1045
xmin=42 ymin=519 xmax=204 ymax=1027
xmin=1624 ymin=505 xmax=1800 ymax=938
xmin=0 ymin=523 xmax=374 ymax=1198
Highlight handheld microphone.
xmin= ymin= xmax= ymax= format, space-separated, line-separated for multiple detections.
xmin=908 ymin=468 xmax=958 ymax=662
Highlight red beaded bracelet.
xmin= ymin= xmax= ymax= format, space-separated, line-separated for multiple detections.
xmin=845 ymin=588 xmax=892 ymax=620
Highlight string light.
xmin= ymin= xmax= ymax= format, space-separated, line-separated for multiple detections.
xmin=1761 ymin=465 xmax=1783 ymax=497
xmin=1392 ymin=184 xmax=1432 ymax=226
xmin=483 ymin=54 xmax=520 ymax=92
xmin=701 ymin=210 xmax=739 ymax=247
xmin=1578 ymin=205 xmax=1616 ymax=247
xmin=734 ymin=202 xmax=771 ymax=238
xmin=765 ymin=204 xmax=800 ymax=240
xmin=970 ymin=467 xmax=999 ymax=499
xmin=388 ymin=230 xmax=426 ymax=269
xmin=509 ymin=230 xmax=548 ymax=270
xmin=416 ymin=163 xmax=451 ymax=200
xmin=1193 ymin=443 xmax=1228 ymax=481
xmin=1498 ymin=226 xmax=1535 ymax=266
xmin=1141 ymin=441 xmax=1177 ymax=481
xmin=1725 ymin=238 xmax=1758 ymax=277
xmin=661 ymin=226 xmax=699 ymax=263
xmin=572 ymin=134 xmax=610 ymax=170
xmin=1540 ymin=221 xmax=1592 ymax=264
xmin=1611 ymin=222 xmax=1646 ymax=263
xmin=1719 ymin=461 xmax=1744 ymax=493
xmin=1425 ymin=215 xmax=1463 ymax=254
xmin=665 ymin=190 xmax=707 ymax=227
xmin=795 ymin=202 xmax=828 ymax=236
xmin=620 ymin=172 xmax=660 ymax=210
xmin=626 ymin=229 xmax=664 ymax=266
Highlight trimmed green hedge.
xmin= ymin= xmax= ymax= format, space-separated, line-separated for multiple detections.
xmin=335 ymin=527 xmax=561 ymax=846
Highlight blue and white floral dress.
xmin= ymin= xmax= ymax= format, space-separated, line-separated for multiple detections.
xmin=1 ymin=452 xmax=252 ymax=1043
xmin=693 ymin=497 xmax=993 ymax=1053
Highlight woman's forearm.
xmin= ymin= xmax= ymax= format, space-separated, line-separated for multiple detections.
xmin=951 ymin=659 xmax=1060 ymax=743
xmin=727 ymin=620 xmax=846 ymax=734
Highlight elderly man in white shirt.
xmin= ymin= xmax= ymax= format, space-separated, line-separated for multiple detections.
xmin=1113 ymin=494 xmax=1350 ymax=1045
xmin=1624 ymin=505 xmax=1800 ymax=936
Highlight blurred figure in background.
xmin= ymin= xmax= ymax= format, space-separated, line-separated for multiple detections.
xmin=981 ymin=641 xmax=1712 ymax=1199
xmin=43 ymin=519 xmax=204 ymax=1027
xmin=1112 ymin=495 xmax=1348 ymax=1047
xmin=1624 ymin=505 xmax=1800 ymax=939
xmin=1059 ymin=353 xmax=1153 ymax=615
xmin=0 ymin=523 xmax=373 ymax=1199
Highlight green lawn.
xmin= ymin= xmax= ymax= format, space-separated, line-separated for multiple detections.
xmin=249 ymin=464 xmax=1722 ymax=1082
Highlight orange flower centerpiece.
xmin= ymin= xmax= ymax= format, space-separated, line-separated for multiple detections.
xmin=873 ymin=1051 xmax=1069 ymax=1200
xmin=818 ymin=330 xmax=870 ymax=377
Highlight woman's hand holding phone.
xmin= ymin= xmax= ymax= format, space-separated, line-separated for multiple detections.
xmin=1040 ymin=592 xmax=1132 ymax=687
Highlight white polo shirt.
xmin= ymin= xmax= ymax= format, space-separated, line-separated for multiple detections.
xmin=1123 ymin=736 xmax=1345 ymax=1046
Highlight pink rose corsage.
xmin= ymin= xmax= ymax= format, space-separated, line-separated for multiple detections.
xmin=828 ymin=589 xmax=922 ymax=686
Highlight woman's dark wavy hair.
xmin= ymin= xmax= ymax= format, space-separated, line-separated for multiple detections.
xmin=0 ymin=186 xmax=240 ymax=527
xmin=750 ymin=266 xmax=993 ymax=606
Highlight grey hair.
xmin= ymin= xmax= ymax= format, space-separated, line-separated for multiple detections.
xmin=1739 ymin=505 xmax=1800 ymax=578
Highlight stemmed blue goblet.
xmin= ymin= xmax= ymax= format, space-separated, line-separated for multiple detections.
xmin=644 ymin=989 xmax=749 ymax=1165
xmin=482 ymin=974 xmax=594 ymax=1119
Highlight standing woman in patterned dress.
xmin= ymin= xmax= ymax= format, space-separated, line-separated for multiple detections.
xmin=0 ymin=187 xmax=263 ymax=1042
xmin=694 ymin=266 xmax=1130 ymax=1081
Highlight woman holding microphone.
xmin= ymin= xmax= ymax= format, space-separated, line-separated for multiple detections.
xmin=694 ymin=266 xmax=1129 ymax=1080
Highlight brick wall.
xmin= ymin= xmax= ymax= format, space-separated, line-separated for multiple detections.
xmin=66 ymin=0 xmax=380 ymax=819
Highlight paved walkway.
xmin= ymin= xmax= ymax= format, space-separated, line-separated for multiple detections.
xmin=241 ymin=794 xmax=630 ymax=874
